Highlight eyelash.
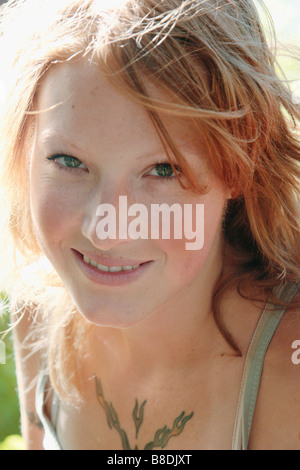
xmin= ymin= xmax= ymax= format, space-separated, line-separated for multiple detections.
xmin=46 ymin=154 xmax=181 ymax=181
xmin=46 ymin=154 xmax=87 ymax=173
xmin=147 ymin=162 xmax=181 ymax=182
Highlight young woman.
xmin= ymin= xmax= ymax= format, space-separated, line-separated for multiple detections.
xmin=0 ymin=0 xmax=299 ymax=450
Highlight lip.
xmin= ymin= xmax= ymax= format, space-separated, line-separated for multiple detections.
xmin=72 ymin=249 xmax=153 ymax=286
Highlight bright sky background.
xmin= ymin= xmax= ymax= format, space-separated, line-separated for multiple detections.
xmin=261 ymin=0 xmax=300 ymax=100
xmin=0 ymin=0 xmax=300 ymax=103
xmin=262 ymin=0 xmax=300 ymax=42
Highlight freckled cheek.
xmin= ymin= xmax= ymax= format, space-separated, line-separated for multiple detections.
xmin=30 ymin=181 xmax=83 ymax=244
xmin=158 ymin=237 xmax=209 ymax=277
xmin=155 ymin=195 xmax=225 ymax=278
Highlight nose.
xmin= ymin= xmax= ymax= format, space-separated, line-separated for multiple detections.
xmin=81 ymin=180 xmax=133 ymax=250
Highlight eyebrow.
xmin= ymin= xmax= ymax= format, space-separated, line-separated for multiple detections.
xmin=37 ymin=129 xmax=167 ymax=161
xmin=37 ymin=129 xmax=204 ymax=166
xmin=37 ymin=129 xmax=84 ymax=154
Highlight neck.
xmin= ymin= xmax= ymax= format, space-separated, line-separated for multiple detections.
xmin=102 ymin=237 xmax=229 ymax=377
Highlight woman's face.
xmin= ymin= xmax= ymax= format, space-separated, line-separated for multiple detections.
xmin=29 ymin=58 xmax=231 ymax=327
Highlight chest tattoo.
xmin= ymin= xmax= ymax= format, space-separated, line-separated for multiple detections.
xmin=95 ymin=376 xmax=194 ymax=450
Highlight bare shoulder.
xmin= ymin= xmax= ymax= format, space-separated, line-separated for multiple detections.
xmin=11 ymin=301 xmax=46 ymax=450
xmin=249 ymin=290 xmax=300 ymax=450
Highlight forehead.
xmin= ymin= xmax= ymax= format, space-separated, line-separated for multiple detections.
xmin=38 ymin=59 xmax=202 ymax=139
xmin=35 ymin=58 xmax=210 ymax=173
xmin=35 ymin=58 xmax=164 ymax=161
xmin=36 ymin=58 xmax=152 ymax=135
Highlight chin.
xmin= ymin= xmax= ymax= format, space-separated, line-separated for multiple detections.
xmin=74 ymin=299 xmax=148 ymax=329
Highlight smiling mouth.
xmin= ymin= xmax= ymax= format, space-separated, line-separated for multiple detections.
xmin=82 ymin=255 xmax=142 ymax=273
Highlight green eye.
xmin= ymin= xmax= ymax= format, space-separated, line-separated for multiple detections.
xmin=61 ymin=155 xmax=81 ymax=168
xmin=58 ymin=155 xmax=83 ymax=168
xmin=149 ymin=163 xmax=178 ymax=178
xmin=155 ymin=163 xmax=174 ymax=177
xmin=47 ymin=154 xmax=86 ymax=170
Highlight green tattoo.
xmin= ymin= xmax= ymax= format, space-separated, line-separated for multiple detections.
xmin=95 ymin=376 xmax=194 ymax=450
xmin=26 ymin=408 xmax=43 ymax=429
xmin=133 ymin=398 xmax=147 ymax=439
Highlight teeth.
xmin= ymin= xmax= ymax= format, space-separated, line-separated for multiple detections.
xmin=83 ymin=255 xmax=139 ymax=272
xmin=96 ymin=263 xmax=109 ymax=272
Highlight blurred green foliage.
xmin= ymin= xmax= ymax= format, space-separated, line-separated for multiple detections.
xmin=0 ymin=434 xmax=25 ymax=450
xmin=0 ymin=293 xmax=21 ymax=443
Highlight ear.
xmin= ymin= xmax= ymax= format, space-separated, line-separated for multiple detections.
xmin=227 ymin=187 xmax=239 ymax=199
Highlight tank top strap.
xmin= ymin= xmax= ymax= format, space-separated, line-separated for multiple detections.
xmin=232 ymin=281 xmax=299 ymax=450
xmin=35 ymin=371 xmax=62 ymax=450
